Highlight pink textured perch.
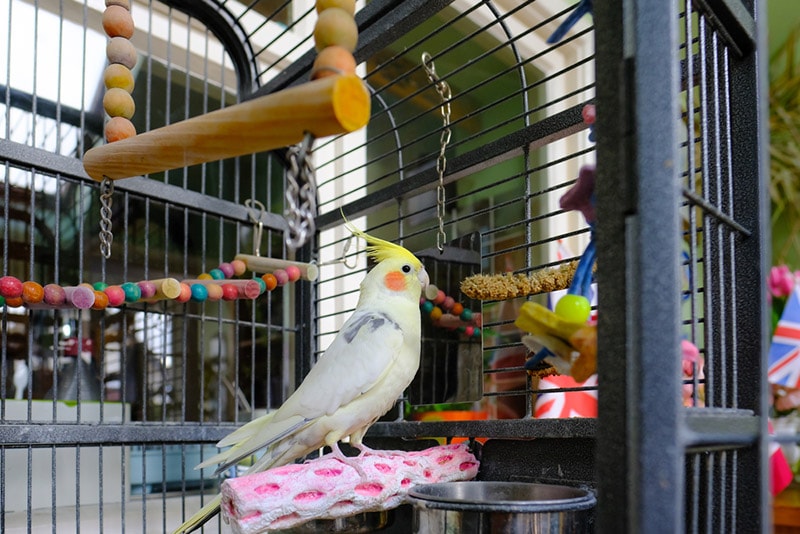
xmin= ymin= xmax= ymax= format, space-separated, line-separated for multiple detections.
xmin=220 ymin=443 xmax=479 ymax=534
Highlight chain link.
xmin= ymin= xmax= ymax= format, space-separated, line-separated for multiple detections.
xmin=99 ymin=176 xmax=115 ymax=259
xmin=284 ymin=133 xmax=318 ymax=252
xmin=422 ymin=52 xmax=452 ymax=253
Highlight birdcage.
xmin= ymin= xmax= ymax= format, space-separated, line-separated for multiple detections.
xmin=0 ymin=0 xmax=770 ymax=532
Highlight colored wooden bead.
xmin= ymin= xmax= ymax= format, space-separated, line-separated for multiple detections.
xmin=429 ymin=306 xmax=443 ymax=321
xmin=451 ymin=302 xmax=464 ymax=316
xmin=103 ymin=5 xmax=135 ymax=39
xmin=433 ymin=289 xmax=446 ymax=305
xmin=209 ymin=268 xmax=225 ymax=280
xmin=5 ymin=296 xmax=23 ymax=307
xmin=121 ymin=282 xmax=141 ymax=303
xmin=104 ymin=285 xmax=126 ymax=306
xmin=443 ymin=296 xmax=455 ymax=310
xmin=107 ymin=36 xmax=137 ymax=69
xmin=92 ymin=290 xmax=110 ymax=310
xmin=21 ymin=281 xmax=44 ymax=304
xmin=285 ymin=265 xmax=301 ymax=283
xmin=0 ymin=276 xmax=23 ymax=299
xmin=105 ymin=0 xmax=131 ymax=9
xmin=41 ymin=284 xmax=66 ymax=306
xmin=205 ymin=283 xmax=223 ymax=301
xmin=316 ymin=0 xmax=356 ymax=15
xmin=219 ymin=262 xmax=235 ymax=278
xmin=176 ymin=283 xmax=192 ymax=303
xmin=190 ymin=284 xmax=208 ymax=302
xmin=0 ymin=295 xmax=5 ymax=306
xmin=103 ymin=63 xmax=135 ymax=93
xmin=103 ymin=87 xmax=135 ymax=119
xmin=313 ymin=7 xmax=358 ymax=52
xmin=460 ymin=308 xmax=473 ymax=322
xmin=252 ymin=277 xmax=266 ymax=295
xmin=273 ymin=269 xmax=289 ymax=286
xmin=137 ymin=281 xmax=157 ymax=299
xmin=105 ymin=116 xmax=137 ymax=143
xmin=231 ymin=259 xmax=247 ymax=276
xmin=221 ymin=284 xmax=239 ymax=301
xmin=198 ymin=273 xmax=213 ymax=280
xmin=262 ymin=273 xmax=277 ymax=291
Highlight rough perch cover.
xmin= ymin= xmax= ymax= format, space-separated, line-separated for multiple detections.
xmin=220 ymin=443 xmax=479 ymax=533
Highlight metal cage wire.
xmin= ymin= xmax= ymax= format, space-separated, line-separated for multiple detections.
xmin=0 ymin=0 xmax=769 ymax=532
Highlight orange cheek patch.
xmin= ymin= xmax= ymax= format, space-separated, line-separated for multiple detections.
xmin=384 ymin=271 xmax=407 ymax=291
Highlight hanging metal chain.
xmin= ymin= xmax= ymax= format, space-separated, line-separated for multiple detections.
xmin=99 ymin=176 xmax=115 ymax=259
xmin=285 ymin=133 xmax=318 ymax=251
xmin=422 ymin=52 xmax=452 ymax=253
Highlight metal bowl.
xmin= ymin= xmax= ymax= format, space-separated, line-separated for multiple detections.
xmin=408 ymin=481 xmax=595 ymax=533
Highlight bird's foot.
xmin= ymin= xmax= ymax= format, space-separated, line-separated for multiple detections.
xmin=329 ymin=442 xmax=370 ymax=479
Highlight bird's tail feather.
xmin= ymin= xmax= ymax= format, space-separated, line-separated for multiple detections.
xmin=171 ymin=494 xmax=221 ymax=534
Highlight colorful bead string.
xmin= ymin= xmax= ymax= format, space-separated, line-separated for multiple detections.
xmin=0 ymin=260 xmax=305 ymax=311
xmin=420 ymin=284 xmax=482 ymax=338
xmin=102 ymin=0 xmax=138 ymax=143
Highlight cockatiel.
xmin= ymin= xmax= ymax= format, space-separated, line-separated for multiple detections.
xmin=173 ymin=223 xmax=429 ymax=533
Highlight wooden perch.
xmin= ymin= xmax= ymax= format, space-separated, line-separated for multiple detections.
xmin=83 ymin=74 xmax=371 ymax=181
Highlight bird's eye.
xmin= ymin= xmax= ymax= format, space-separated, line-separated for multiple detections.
xmin=402 ymin=264 xmax=411 ymax=273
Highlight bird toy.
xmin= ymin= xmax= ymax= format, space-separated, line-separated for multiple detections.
xmin=515 ymin=165 xmax=598 ymax=382
xmin=0 ymin=256 xmax=314 ymax=311
xmin=420 ymin=284 xmax=482 ymax=338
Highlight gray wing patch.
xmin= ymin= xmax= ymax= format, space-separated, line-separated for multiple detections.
xmin=343 ymin=312 xmax=400 ymax=344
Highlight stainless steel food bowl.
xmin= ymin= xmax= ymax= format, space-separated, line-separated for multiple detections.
xmin=408 ymin=481 xmax=595 ymax=533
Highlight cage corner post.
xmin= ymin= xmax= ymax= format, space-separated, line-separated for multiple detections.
xmin=594 ymin=0 xmax=686 ymax=531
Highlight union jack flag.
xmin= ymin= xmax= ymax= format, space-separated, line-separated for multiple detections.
xmin=768 ymin=286 xmax=800 ymax=387
xmin=534 ymin=374 xmax=598 ymax=419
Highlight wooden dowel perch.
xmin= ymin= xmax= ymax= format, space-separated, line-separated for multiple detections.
xmin=234 ymin=254 xmax=319 ymax=281
xmin=83 ymin=74 xmax=371 ymax=181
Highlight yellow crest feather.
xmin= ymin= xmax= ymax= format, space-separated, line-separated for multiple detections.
xmin=342 ymin=217 xmax=421 ymax=268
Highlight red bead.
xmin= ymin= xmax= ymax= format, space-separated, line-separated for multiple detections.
xmin=582 ymin=104 xmax=596 ymax=125
xmin=0 ymin=276 xmax=23 ymax=299
xmin=285 ymin=265 xmax=302 ymax=282
xmin=433 ymin=290 xmax=446 ymax=305
xmin=221 ymin=284 xmax=239 ymax=301
xmin=451 ymin=302 xmax=464 ymax=316
xmin=104 ymin=285 xmax=126 ymax=306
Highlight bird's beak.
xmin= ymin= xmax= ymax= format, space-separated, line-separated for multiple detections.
xmin=419 ymin=266 xmax=430 ymax=290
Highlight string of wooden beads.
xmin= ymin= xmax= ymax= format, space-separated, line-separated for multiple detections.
xmin=311 ymin=0 xmax=358 ymax=80
xmin=0 ymin=259 xmax=307 ymax=311
xmin=102 ymin=0 xmax=138 ymax=142
xmin=420 ymin=284 xmax=482 ymax=338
